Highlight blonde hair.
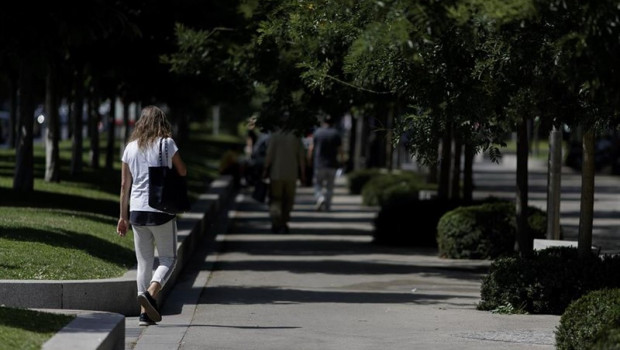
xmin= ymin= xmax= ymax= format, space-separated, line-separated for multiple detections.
xmin=129 ymin=105 xmax=173 ymax=149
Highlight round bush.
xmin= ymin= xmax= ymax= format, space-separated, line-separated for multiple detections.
xmin=437 ymin=202 xmax=515 ymax=259
xmin=592 ymin=327 xmax=620 ymax=350
xmin=436 ymin=201 xmax=549 ymax=260
xmin=527 ymin=206 xmax=549 ymax=240
xmin=556 ymin=289 xmax=620 ymax=350
xmin=346 ymin=168 xmax=382 ymax=194
xmin=361 ymin=171 xmax=427 ymax=206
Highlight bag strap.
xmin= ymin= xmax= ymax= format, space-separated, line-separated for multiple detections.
xmin=158 ymin=138 xmax=170 ymax=167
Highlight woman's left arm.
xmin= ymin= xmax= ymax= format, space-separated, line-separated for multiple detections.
xmin=172 ymin=151 xmax=187 ymax=176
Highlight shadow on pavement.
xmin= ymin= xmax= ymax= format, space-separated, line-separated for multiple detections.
xmin=211 ymin=259 xmax=488 ymax=279
xmin=199 ymin=286 xmax=479 ymax=307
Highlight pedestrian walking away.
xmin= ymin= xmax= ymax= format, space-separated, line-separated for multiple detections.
xmin=116 ymin=105 xmax=187 ymax=327
xmin=308 ymin=113 xmax=344 ymax=211
xmin=262 ymin=114 xmax=306 ymax=233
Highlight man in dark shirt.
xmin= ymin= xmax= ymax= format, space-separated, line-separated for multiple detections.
xmin=308 ymin=114 xmax=343 ymax=211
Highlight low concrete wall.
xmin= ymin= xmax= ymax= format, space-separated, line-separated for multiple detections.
xmin=0 ymin=175 xmax=236 ymax=317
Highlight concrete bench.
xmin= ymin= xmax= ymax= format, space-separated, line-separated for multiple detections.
xmin=534 ymin=239 xmax=598 ymax=253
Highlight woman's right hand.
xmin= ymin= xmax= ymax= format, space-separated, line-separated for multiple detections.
xmin=117 ymin=218 xmax=128 ymax=237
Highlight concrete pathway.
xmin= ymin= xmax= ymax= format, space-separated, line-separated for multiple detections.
xmin=124 ymin=153 xmax=620 ymax=349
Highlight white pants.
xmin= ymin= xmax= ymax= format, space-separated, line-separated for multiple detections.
xmin=313 ymin=167 xmax=337 ymax=210
xmin=133 ymin=219 xmax=177 ymax=295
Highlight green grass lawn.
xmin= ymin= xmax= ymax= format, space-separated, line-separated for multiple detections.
xmin=0 ymin=123 xmax=243 ymax=280
xmin=0 ymin=307 xmax=75 ymax=350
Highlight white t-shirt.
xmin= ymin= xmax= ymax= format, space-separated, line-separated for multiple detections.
xmin=122 ymin=137 xmax=179 ymax=212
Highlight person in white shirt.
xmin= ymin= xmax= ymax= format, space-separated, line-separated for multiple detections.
xmin=117 ymin=105 xmax=187 ymax=326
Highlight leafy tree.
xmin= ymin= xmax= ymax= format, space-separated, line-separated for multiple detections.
xmin=543 ymin=0 xmax=620 ymax=256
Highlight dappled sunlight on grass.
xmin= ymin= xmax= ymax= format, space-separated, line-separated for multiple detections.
xmin=0 ymin=307 xmax=75 ymax=350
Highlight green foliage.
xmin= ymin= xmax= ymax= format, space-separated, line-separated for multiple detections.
xmin=556 ymin=289 xmax=620 ymax=350
xmin=346 ymin=168 xmax=383 ymax=194
xmin=0 ymin=307 xmax=75 ymax=350
xmin=159 ymin=0 xmax=620 ymax=166
xmin=436 ymin=201 xmax=547 ymax=259
xmin=360 ymin=171 xmax=429 ymax=207
xmin=491 ymin=301 xmax=527 ymax=315
xmin=527 ymin=205 xmax=549 ymax=239
xmin=592 ymin=327 xmax=620 ymax=350
xmin=478 ymin=247 xmax=620 ymax=315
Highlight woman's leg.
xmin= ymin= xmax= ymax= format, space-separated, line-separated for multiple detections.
xmin=150 ymin=219 xmax=178 ymax=295
xmin=132 ymin=225 xmax=155 ymax=295
xmin=136 ymin=220 xmax=176 ymax=323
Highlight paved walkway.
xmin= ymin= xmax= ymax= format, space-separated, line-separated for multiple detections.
xmin=124 ymin=154 xmax=620 ymax=349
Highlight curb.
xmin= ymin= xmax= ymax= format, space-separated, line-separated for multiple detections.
xmin=41 ymin=310 xmax=125 ymax=350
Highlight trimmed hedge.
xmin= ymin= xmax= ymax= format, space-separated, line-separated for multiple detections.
xmin=556 ymin=289 xmax=620 ymax=350
xmin=436 ymin=201 xmax=548 ymax=259
xmin=478 ymin=247 xmax=620 ymax=315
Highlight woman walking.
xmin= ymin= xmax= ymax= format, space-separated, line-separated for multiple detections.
xmin=116 ymin=105 xmax=187 ymax=326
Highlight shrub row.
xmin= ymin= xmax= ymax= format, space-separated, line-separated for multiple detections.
xmin=478 ymin=247 xmax=620 ymax=315
xmin=374 ymin=195 xmax=547 ymax=255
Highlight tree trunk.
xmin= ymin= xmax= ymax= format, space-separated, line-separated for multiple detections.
xmin=122 ymin=99 xmax=130 ymax=146
xmin=546 ymin=125 xmax=562 ymax=239
xmin=89 ymin=97 xmax=100 ymax=169
xmin=67 ymin=96 xmax=74 ymax=140
xmin=437 ymin=127 xmax=452 ymax=200
xmin=13 ymin=61 xmax=35 ymax=192
xmin=450 ymin=138 xmax=462 ymax=200
xmin=385 ymin=103 xmax=394 ymax=172
xmin=353 ymin=113 xmax=364 ymax=171
xmin=515 ymin=115 xmax=532 ymax=255
xmin=71 ymin=67 xmax=85 ymax=176
xmin=578 ymin=128 xmax=595 ymax=257
xmin=44 ymin=67 xmax=61 ymax=182
xmin=8 ymin=72 xmax=18 ymax=149
xmin=427 ymin=142 xmax=439 ymax=184
xmin=212 ymin=105 xmax=220 ymax=136
xmin=463 ymin=143 xmax=474 ymax=202
xmin=105 ymin=96 xmax=116 ymax=170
